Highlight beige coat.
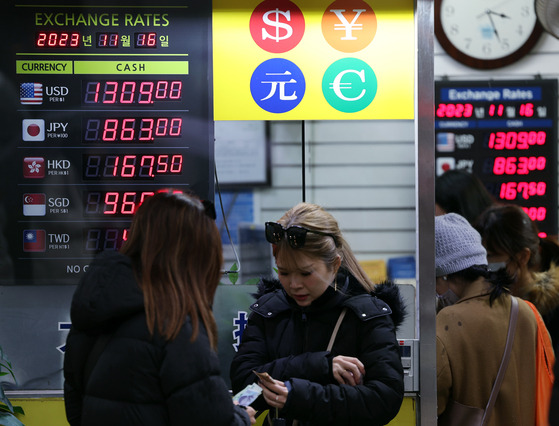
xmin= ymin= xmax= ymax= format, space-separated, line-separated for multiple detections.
xmin=437 ymin=278 xmax=538 ymax=426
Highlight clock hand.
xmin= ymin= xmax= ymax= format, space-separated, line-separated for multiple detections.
xmin=488 ymin=10 xmax=511 ymax=19
xmin=476 ymin=9 xmax=501 ymax=42
xmin=487 ymin=13 xmax=501 ymax=42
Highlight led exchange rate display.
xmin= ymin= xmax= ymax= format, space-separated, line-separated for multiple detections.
xmin=0 ymin=0 xmax=212 ymax=284
xmin=435 ymin=79 xmax=558 ymax=236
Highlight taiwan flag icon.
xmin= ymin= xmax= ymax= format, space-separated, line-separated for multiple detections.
xmin=23 ymin=229 xmax=46 ymax=252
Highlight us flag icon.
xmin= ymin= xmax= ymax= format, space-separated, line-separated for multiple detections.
xmin=20 ymin=83 xmax=43 ymax=104
xmin=23 ymin=229 xmax=46 ymax=252
xmin=23 ymin=193 xmax=46 ymax=216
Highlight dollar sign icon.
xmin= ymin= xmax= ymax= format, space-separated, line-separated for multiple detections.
xmin=250 ymin=0 xmax=305 ymax=53
xmin=262 ymin=9 xmax=293 ymax=42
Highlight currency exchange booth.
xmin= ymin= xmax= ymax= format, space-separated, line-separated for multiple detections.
xmin=0 ymin=1 xmax=436 ymax=425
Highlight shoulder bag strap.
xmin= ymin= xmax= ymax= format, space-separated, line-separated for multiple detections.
xmin=327 ymin=307 xmax=348 ymax=352
xmin=289 ymin=308 xmax=349 ymax=426
xmin=481 ymin=296 xmax=519 ymax=426
xmin=269 ymin=308 xmax=350 ymax=426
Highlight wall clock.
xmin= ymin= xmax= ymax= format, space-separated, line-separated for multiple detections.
xmin=435 ymin=0 xmax=544 ymax=69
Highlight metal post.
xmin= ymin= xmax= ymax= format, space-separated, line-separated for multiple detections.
xmin=415 ymin=0 xmax=437 ymax=424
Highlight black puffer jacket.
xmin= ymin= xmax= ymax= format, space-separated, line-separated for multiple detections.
xmin=63 ymin=251 xmax=250 ymax=426
xmin=230 ymin=269 xmax=406 ymax=426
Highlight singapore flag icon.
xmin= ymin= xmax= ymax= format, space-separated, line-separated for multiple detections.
xmin=23 ymin=193 xmax=46 ymax=216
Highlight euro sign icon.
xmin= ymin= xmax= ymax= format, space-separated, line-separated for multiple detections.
xmin=262 ymin=9 xmax=293 ymax=42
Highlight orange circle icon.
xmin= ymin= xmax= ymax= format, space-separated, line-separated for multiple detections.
xmin=322 ymin=0 xmax=377 ymax=53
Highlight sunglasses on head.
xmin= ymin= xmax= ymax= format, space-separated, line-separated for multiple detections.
xmin=265 ymin=221 xmax=336 ymax=249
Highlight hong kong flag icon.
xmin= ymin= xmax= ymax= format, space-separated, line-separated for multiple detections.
xmin=23 ymin=229 xmax=46 ymax=252
xmin=23 ymin=157 xmax=45 ymax=178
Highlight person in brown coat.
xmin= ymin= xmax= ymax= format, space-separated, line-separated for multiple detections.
xmin=435 ymin=213 xmax=539 ymax=426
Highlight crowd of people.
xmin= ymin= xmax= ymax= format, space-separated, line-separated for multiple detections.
xmin=62 ymin=172 xmax=558 ymax=425
xmin=436 ymin=169 xmax=557 ymax=426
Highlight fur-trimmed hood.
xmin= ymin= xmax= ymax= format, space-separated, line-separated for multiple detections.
xmin=253 ymin=270 xmax=407 ymax=329
xmin=524 ymin=262 xmax=559 ymax=316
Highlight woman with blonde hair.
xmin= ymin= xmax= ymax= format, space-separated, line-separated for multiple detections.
xmin=64 ymin=189 xmax=255 ymax=425
xmin=230 ymin=202 xmax=405 ymax=425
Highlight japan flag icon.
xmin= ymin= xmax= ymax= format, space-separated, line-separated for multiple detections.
xmin=436 ymin=157 xmax=455 ymax=176
xmin=22 ymin=119 xmax=45 ymax=141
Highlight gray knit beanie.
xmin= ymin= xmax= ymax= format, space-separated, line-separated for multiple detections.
xmin=435 ymin=213 xmax=487 ymax=277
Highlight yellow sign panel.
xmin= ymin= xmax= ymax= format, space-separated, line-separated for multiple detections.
xmin=213 ymin=0 xmax=414 ymax=120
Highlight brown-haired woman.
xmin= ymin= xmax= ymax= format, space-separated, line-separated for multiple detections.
xmin=63 ymin=190 xmax=256 ymax=426
xmin=230 ymin=202 xmax=405 ymax=426
xmin=475 ymin=203 xmax=559 ymax=346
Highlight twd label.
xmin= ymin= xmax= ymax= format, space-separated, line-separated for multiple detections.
xmin=22 ymin=229 xmax=71 ymax=251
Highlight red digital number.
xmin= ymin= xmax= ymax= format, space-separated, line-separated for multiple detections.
xmin=488 ymin=104 xmax=505 ymax=117
xmin=488 ymin=131 xmax=547 ymax=150
xmin=499 ymin=182 xmax=546 ymax=200
xmin=522 ymin=206 xmax=547 ymax=222
xmin=436 ymin=103 xmax=473 ymax=118
xmin=84 ymin=80 xmax=183 ymax=104
xmin=36 ymin=32 xmax=80 ymax=48
xmin=84 ymin=154 xmax=183 ymax=178
xmin=519 ymin=103 xmax=534 ymax=117
xmin=102 ymin=191 xmax=156 ymax=215
xmin=492 ymin=156 xmax=546 ymax=175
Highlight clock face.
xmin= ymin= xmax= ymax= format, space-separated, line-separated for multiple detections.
xmin=435 ymin=0 xmax=543 ymax=68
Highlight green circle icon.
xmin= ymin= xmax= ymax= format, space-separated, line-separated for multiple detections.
xmin=322 ymin=58 xmax=377 ymax=113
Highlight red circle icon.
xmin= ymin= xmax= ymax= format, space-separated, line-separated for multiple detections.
xmin=27 ymin=124 xmax=41 ymax=137
xmin=250 ymin=0 xmax=305 ymax=53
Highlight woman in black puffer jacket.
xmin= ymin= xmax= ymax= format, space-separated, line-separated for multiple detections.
xmin=230 ymin=203 xmax=405 ymax=426
xmin=64 ymin=190 xmax=255 ymax=426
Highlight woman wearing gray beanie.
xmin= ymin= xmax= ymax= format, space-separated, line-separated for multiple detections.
xmin=435 ymin=213 xmax=546 ymax=426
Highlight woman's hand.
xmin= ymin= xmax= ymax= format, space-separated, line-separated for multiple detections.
xmin=245 ymin=406 xmax=256 ymax=425
xmin=233 ymin=402 xmax=257 ymax=425
xmin=259 ymin=377 xmax=289 ymax=409
xmin=332 ymin=355 xmax=365 ymax=386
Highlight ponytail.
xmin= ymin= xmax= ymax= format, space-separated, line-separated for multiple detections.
xmin=450 ymin=265 xmax=513 ymax=306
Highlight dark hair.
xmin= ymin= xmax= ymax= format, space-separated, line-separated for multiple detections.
xmin=449 ymin=265 xmax=512 ymax=305
xmin=474 ymin=204 xmax=553 ymax=271
xmin=436 ymin=170 xmax=495 ymax=224
xmin=120 ymin=189 xmax=223 ymax=348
